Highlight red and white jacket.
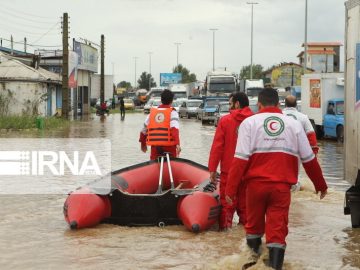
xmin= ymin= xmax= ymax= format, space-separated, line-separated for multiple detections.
xmin=208 ymin=107 xmax=253 ymax=173
xmin=282 ymin=107 xmax=319 ymax=154
xmin=225 ymin=107 xmax=327 ymax=199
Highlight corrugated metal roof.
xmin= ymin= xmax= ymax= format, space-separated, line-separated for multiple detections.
xmin=0 ymin=58 xmax=61 ymax=84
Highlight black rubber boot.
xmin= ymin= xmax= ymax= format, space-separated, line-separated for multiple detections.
xmin=246 ymin=237 xmax=262 ymax=254
xmin=242 ymin=238 xmax=262 ymax=270
xmin=268 ymin=247 xmax=285 ymax=270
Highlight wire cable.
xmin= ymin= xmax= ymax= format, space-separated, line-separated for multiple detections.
xmin=0 ymin=8 xmax=58 ymax=25
xmin=0 ymin=3 xmax=55 ymax=20
xmin=0 ymin=37 xmax=62 ymax=48
xmin=0 ymin=22 xmax=60 ymax=37
xmin=31 ymin=22 xmax=61 ymax=44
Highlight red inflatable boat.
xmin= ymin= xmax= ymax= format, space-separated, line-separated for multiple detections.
xmin=63 ymin=156 xmax=220 ymax=233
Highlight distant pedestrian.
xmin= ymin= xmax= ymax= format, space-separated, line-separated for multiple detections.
xmin=120 ymin=97 xmax=125 ymax=118
xmin=112 ymin=97 xmax=116 ymax=109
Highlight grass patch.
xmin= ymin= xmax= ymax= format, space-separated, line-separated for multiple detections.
xmin=0 ymin=116 xmax=69 ymax=130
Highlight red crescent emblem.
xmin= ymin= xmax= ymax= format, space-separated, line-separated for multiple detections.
xmin=269 ymin=121 xmax=277 ymax=131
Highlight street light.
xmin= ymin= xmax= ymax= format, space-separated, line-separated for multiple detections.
xmin=247 ymin=2 xmax=258 ymax=79
xmin=304 ymin=0 xmax=308 ymax=73
xmin=174 ymin=42 xmax=181 ymax=67
xmin=133 ymin=56 xmax=138 ymax=89
xmin=148 ymin=52 xmax=153 ymax=91
xmin=209 ymin=28 xmax=218 ymax=71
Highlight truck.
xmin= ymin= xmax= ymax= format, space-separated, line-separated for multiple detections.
xmin=169 ymin=83 xmax=190 ymax=100
xmin=344 ymin=0 xmax=360 ymax=228
xmin=146 ymin=87 xmax=166 ymax=101
xmin=196 ymin=96 xmax=228 ymax=125
xmin=204 ymin=70 xmax=237 ymax=96
xmin=134 ymin=89 xmax=148 ymax=106
xmin=244 ymin=79 xmax=264 ymax=97
xmin=301 ymin=73 xmax=344 ymax=141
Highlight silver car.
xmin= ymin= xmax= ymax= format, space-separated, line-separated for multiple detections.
xmin=143 ymin=99 xmax=161 ymax=114
xmin=179 ymin=100 xmax=203 ymax=119
xmin=214 ymin=102 xmax=230 ymax=127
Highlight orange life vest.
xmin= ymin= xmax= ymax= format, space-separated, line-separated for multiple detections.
xmin=146 ymin=107 xmax=176 ymax=146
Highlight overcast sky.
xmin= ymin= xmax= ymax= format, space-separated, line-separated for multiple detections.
xmin=1 ymin=0 xmax=345 ymax=85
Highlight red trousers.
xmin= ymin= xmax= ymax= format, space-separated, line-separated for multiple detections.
xmin=149 ymin=145 xmax=177 ymax=160
xmin=245 ymin=181 xmax=291 ymax=246
xmin=219 ymin=172 xmax=247 ymax=228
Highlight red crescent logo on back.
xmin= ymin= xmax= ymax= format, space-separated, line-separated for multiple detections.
xmin=269 ymin=121 xmax=277 ymax=131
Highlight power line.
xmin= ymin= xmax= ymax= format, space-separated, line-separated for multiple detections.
xmin=0 ymin=37 xmax=62 ymax=48
xmin=0 ymin=3 xmax=55 ymax=20
xmin=0 ymin=8 xmax=58 ymax=25
xmin=0 ymin=22 xmax=60 ymax=36
xmin=31 ymin=22 xmax=61 ymax=44
xmin=0 ymin=13 xmax=60 ymax=30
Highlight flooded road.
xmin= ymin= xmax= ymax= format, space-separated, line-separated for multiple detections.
xmin=0 ymin=112 xmax=359 ymax=270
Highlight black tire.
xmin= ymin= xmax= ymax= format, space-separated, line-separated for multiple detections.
xmin=310 ymin=120 xmax=323 ymax=139
xmin=179 ymin=113 xmax=183 ymax=118
xmin=336 ymin=125 xmax=344 ymax=143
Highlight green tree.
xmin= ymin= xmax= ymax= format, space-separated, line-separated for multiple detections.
xmin=137 ymin=72 xmax=157 ymax=90
xmin=117 ymin=81 xmax=132 ymax=89
xmin=172 ymin=64 xmax=197 ymax=83
xmin=239 ymin=64 xmax=264 ymax=79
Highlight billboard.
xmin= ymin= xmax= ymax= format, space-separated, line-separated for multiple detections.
xmin=68 ymin=51 xmax=78 ymax=88
xmin=160 ymin=73 xmax=182 ymax=87
xmin=74 ymin=41 xmax=98 ymax=73
xmin=309 ymin=79 xmax=321 ymax=108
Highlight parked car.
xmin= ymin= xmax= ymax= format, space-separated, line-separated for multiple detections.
xmin=172 ymin=100 xmax=181 ymax=112
xmin=197 ymin=96 xmax=228 ymax=124
xmin=179 ymin=100 xmax=203 ymax=119
xmin=123 ymin=98 xmax=135 ymax=110
xmin=143 ymin=99 xmax=161 ymax=114
xmin=214 ymin=101 xmax=230 ymax=127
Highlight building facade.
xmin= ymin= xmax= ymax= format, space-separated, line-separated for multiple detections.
xmin=297 ymin=42 xmax=342 ymax=73
xmin=264 ymin=62 xmax=313 ymax=88
xmin=0 ymin=56 xmax=61 ymax=116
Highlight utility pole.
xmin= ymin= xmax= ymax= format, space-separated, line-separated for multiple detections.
xmin=24 ymin=37 xmax=27 ymax=53
xmin=304 ymin=0 xmax=308 ymax=73
xmin=209 ymin=29 xmax=218 ymax=71
xmin=100 ymin=34 xmax=105 ymax=105
xmin=174 ymin=42 xmax=181 ymax=67
xmin=61 ymin=13 xmax=69 ymax=119
xmin=148 ymin=52 xmax=153 ymax=91
xmin=10 ymin=35 xmax=13 ymax=55
xmin=247 ymin=2 xmax=258 ymax=80
xmin=134 ymin=57 xmax=138 ymax=89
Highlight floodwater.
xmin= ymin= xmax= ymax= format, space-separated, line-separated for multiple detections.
xmin=0 ymin=112 xmax=359 ymax=270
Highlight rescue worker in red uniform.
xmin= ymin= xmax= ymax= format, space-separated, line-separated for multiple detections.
xmin=208 ymin=92 xmax=253 ymax=230
xmin=225 ymin=89 xmax=328 ymax=270
xmin=139 ymin=89 xmax=181 ymax=160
